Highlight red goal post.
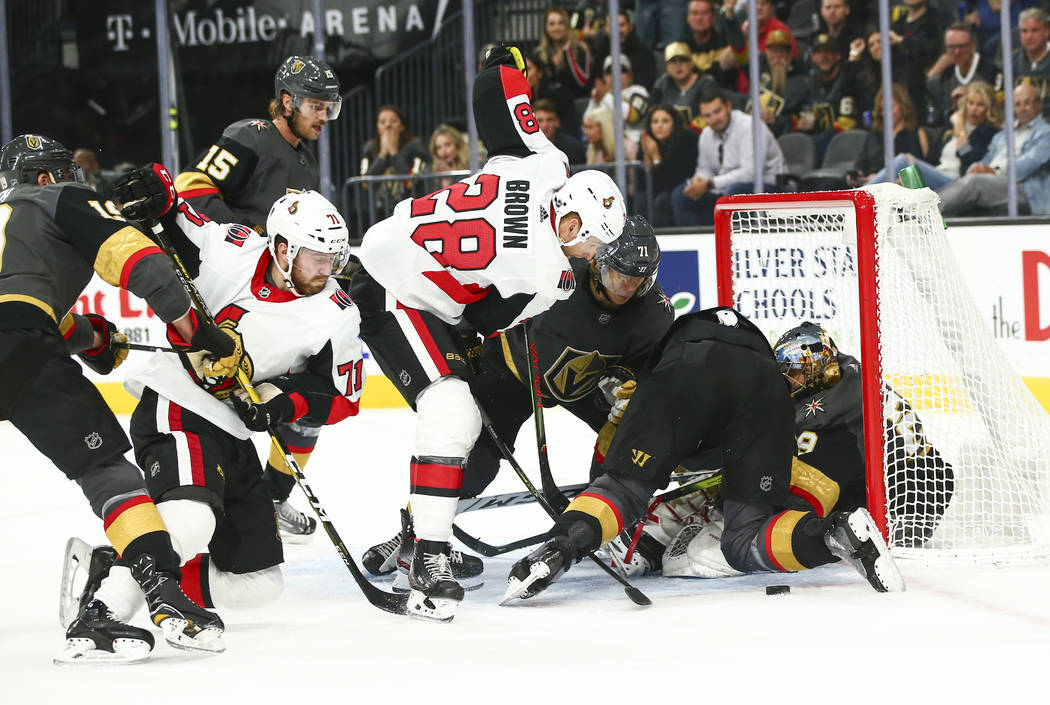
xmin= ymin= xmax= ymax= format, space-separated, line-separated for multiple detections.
xmin=713 ymin=184 xmax=1050 ymax=563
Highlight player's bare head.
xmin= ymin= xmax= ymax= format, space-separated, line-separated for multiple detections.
xmin=774 ymin=322 xmax=841 ymax=397
xmin=589 ymin=215 xmax=660 ymax=306
xmin=552 ymin=170 xmax=626 ymax=260
xmin=0 ymin=134 xmax=84 ymax=189
xmin=266 ymin=191 xmax=350 ymax=297
xmin=270 ymin=56 xmax=341 ymax=140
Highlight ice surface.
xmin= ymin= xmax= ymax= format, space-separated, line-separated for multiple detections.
xmin=3 ymin=407 xmax=1048 ymax=702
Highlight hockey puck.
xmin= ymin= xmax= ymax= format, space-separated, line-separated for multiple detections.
xmin=765 ymin=585 xmax=790 ymax=596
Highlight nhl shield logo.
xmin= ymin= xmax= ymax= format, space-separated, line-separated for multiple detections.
xmin=84 ymin=432 xmax=102 ymax=450
xmin=602 ymin=196 xmax=615 ymax=209
xmin=258 ymin=286 xmax=271 ymax=299
xmin=399 ymin=369 xmax=412 ymax=386
xmin=291 ymin=59 xmax=306 ymax=74
xmin=759 ymin=475 xmax=773 ymax=492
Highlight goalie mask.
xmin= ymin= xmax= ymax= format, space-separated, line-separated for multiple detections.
xmin=591 ymin=215 xmax=661 ymax=301
xmin=552 ymin=170 xmax=627 ymax=247
xmin=266 ymin=191 xmax=350 ymax=297
xmin=275 ymin=55 xmax=342 ymax=119
xmin=0 ymin=134 xmax=84 ymax=189
xmin=773 ymin=322 xmax=841 ymax=397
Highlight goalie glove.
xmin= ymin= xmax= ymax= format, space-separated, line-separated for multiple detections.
xmin=113 ymin=163 xmax=177 ymax=221
xmin=167 ymin=309 xmax=245 ymax=379
xmin=76 ymin=314 xmax=128 ymax=375
xmin=482 ymin=43 xmax=527 ymax=78
xmin=231 ymin=383 xmax=295 ymax=432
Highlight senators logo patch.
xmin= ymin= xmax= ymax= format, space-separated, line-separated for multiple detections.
xmin=224 ymin=224 xmax=253 ymax=247
xmin=544 ymin=347 xmax=618 ymax=403
xmin=287 ymin=200 xmax=299 ymax=214
xmin=330 ymin=289 xmax=354 ymax=310
xmin=602 ymin=196 xmax=615 ymax=209
xmin=557 ymin=269 xmax=575 ymax=292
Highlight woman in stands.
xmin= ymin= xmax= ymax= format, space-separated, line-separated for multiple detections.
xmin=639 ymin=104 xmax=699 ymax=227
xmin=360 ymin=104 xmax=429 ymax=216
xmin=867 ymin=80 xmax=1001 ymax=189
xmin=847 ymin=83 xmax=929 ymax=186
xmin=582 ymin=104 xmax=617 ymax=165
xmin=426 ymin=124 xmax=472 ymax=189
xmin=533 ymin=6 xmax=593 ymax=99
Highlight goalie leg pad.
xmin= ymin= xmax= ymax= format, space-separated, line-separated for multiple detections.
xmin=662 ymin=518 xmax=744 ymax=578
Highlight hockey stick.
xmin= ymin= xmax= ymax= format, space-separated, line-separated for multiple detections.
xmin=457 ymin=482 xmax=588 ymax=514
xmin=474 ymin=399 xmax=651 ymax=606
xmin=451 ymin=525 xmax=548 ymax=557
xmin=145 ymin=217 xmax=407 ymax=616
xmin=115 ymin=341 xmax=177 ymax=353
xmin=523 ymin=328 xmax=568 ymax=512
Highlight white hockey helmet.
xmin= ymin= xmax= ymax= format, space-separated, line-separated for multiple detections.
xmin=266 ymin=190 xmax=350 ymax=296
xmin=551 ymin=170 xmax=627 ymax=246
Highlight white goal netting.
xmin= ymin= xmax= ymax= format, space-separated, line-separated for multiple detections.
xmin=717 ymin=184 xmax=1050 ymax=563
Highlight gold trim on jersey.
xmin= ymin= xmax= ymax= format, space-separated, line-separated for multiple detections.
xmin=768 ymin=510 xmax=807 ymax=572
xmin=500 ymin=332 xmax=522 ymax=382
xmin=93 ymin=226 xmax=161 ymax=287
xmin=175 ymin=170 xmax=219 ymax=195
xmin=566 ymin=494 xmax=621 ymax=543
xmin=0 ymin=293 xmax=56 ymax=322
xmin=59 ymin=312 xmax=76 ymax=336
xmin=790 ymin=457 xmax=840 ymax=517
xmin=104 ymin=501 xmax=167 ymax=555
xmin=268 ymin=445 xmax=312 ymax=476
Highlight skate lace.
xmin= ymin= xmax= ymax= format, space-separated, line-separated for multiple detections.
xmin=275 ymin=501 xmax=312 ymax=533
xmin=374 ymin=533 xmax=402 ymax=559
xmin=423 ymin=550 xmax=455 ymax=582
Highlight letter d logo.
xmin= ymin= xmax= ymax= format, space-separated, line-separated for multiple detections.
xmin=1022 ymin=250 xmax=1050 ymax=341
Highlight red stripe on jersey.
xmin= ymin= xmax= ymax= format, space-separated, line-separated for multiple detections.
xmin=167 ymin=402 xmax=206 ymax=486
xmin=326 ymin=396 xmax=359 ymax=424
xmin=251 ymin=250 xmax=297 ymax=302
xmin=422 ymin=270 xmax=490 ymax=304
xmin=397 ymin=303 xmax=452 ymax=376
xmin=287 ymin=392 xmax=310 ymax=422
xmin=499 ymin=64 xmax=532 ymax=101
xmin=790 ymin=485 xmax=822 ymax=516
xmin=120 ymin=246 xmax=165 ymax=289
xmin=577 ymin=492 xmax=624 ymax=530
xmin=410 ymin=461 xmax=463 ymax=491
xmin=180 ymin=555 xmax=207 ymax=608
xmin=179 ymin=187 xmax=220 ymax=199
xmin=764 ymin=511 xmax=790 ymax=572
xmin=102 ymin=495 xmax=153 ymax=531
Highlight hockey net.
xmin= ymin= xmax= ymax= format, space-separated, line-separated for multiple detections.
xmin=714 ymin=183 xmax=1050 ymax=563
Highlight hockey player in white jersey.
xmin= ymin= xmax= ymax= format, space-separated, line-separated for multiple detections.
xmin=77 ymin=173 xmax=364 ymax=648
xmin=350 ymin=45 xmax=627 ymax=622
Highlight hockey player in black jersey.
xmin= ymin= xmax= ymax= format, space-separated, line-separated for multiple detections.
xmin=0 ymin=135 xmax=239 ymax=662
xmin=361 ymin=216 xmax=672 ymax=580
xmin=503 ymin=307 xmax=906 ymax=603
xmin=175 ymin=55 xmax=342 ymax=539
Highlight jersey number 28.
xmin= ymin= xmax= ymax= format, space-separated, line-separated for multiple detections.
xmin=408 ymin=174 xmax=500 ymax=271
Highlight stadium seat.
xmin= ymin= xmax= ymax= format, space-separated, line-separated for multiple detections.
xmin=799 ymin=129 xmax=868 ymax=191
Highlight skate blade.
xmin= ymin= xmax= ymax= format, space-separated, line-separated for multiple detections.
xmin=499 ymin=562 xmax=551 ymax=605
xmin=58 ymin=537 xmax=93 ymax=629
xmin=848 ymin=509 xmax=906 ymax=593
xmin=406 ymin=590 xmax=458 ymax=623
xmin=53 ymin=637 xmax=152 ymax=666
xmin=160 ymin=620 xmax=226 ymax=653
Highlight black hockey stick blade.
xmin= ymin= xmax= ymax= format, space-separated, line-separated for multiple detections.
xmin=452 ymin=524 xmax=548 ymax=557
xmin=584 ymin=554 xmax=651 ymax=606
xmin=456 ymin=483 xmax=589 ymax=514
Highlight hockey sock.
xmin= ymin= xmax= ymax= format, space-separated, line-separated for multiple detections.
xmin=557 ymin=493 xmax=619 ymax=551
xmin=754 ymin=510 xmax=836 ymax=572
xmin=180 ymin=554 xmax=214 ymax=608
xmin=104 ymin=494 xmax=181 ymax=576
xmin=409 ymin=455 xmax=463 ymax=541
xmin=262 ymin=462 xmax=298 ymax=502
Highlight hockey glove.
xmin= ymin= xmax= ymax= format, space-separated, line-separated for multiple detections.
xmin=455 ymin=321 xmax=484 ymax=376
xmin=232 ymin=383 xmax=296 ymax=432
xmin=167 ymin=310 xmax=245 ymax=379
xmin=76 ymin=314 xmax=129 ymax=375
xmin=113 ymin=163 xmax=177 ymax=220
xmin=482 ymin=43 xmax=527 ymax=78
xmin=597 ymin=377 xmax=636 ymax=425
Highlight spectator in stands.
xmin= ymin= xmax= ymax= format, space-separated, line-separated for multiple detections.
xmin=802 ymin=33 xmax=863 ymax=157
xmin=756 ymin=29 xmax=810 ymax=137
xmin=534 ymin=6 xmax=593 ymax=99
xmin=816 ymin=0 xmax=865 ymax=55
xmin=889 ymin=0 xmax=942 ymax=125
xmin=962 ymin=0 xmax=1040 ymax=58
xmin=73 ymin=148 xmax=106 ymax=195
xmin=534 ymin=98 xmax=586 ymax=164
xmin=682 ymin=0 xmax=745 ymax=93
xmin=635 ymin=0 xmax=686 ymax=51
xmin=938 ymin=81 xmax=1050 ymax=216
xmin=615 ymin=9 xmax=657 ymax=90
xmin=570 ymin=0 xmax=611 ymax=66
xmin=1009 ymin=7 xmax=1050 ymax=119
xmin=924 ymin=22 xmax=1000 ymax=129
xmin=740 ymin=0 xmax=799 ymax=59
xmin=360 ymin=104 xmax=428 ymax=217
xmin=649 ymin=41 xmax=716 ymax=127
xmin=582 ymin=105 xmax=628 ymax=165
xmin=848 ymin=83 xmax=930 ymax=186
xmin=585 ymin=55 xmax=651 ymax=145
xmin=867 ymin=80 xmax=1000 ymax=188
xmin=525 ymin=54 xmax=580 ymax=134
xmin=640 ymin=104 xmax=699 ymax=227
xmin=671 ymin=88 xmax=786 ymax=226
xmin=426 ymin=124 xmax=470 ymax=189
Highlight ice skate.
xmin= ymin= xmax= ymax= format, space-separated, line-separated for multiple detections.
xmin=58 ymin=538 xmax=117 ymax=628
xmin=405 ymin=539 xmax=464 ymax=623
xmin=274 ymin=499 xmax=317 ymax=543
xmin=501 ymin=535 xmax=575 ymax=603
xmin=824 ymin=508 xmax=906 ymax=593
xmin=372 ymin=509 xmax=484 ymax=588
xmin=130 ymin=553 xmax=226 ymax=652
xmin=54 ymin=598 xmax=155 ymax=665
